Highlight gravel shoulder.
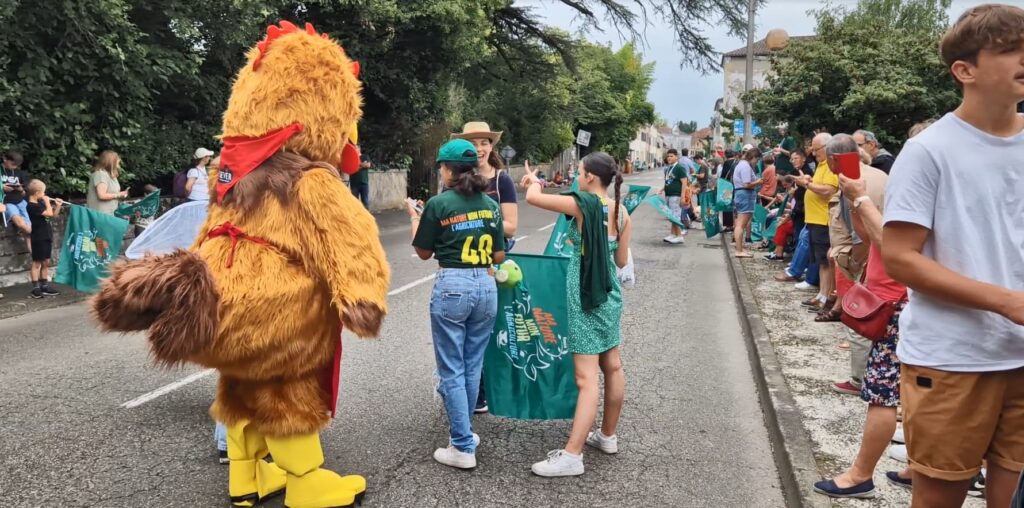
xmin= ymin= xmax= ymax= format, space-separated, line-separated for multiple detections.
xmin=735 ymin=253 xmax=984 ymax=508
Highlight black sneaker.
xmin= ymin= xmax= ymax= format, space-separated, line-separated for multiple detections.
xmin=474 ymin=402 xmax=489 ymax=414
xmin=967 ymin=472 xmax=985 ymax=498
xmin=218 ymin=449 xmax=229 ymax=465
xmin=41 ymin=285 xmax=60 ymax=297
xmin=29 ymin=288 xmax=44 ymax=299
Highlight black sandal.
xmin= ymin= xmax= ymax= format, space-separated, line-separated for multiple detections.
xmin=815 ymin=308 xmax=843 ymax=322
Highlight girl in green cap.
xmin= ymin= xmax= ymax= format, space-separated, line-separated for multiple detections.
xmin=520 ymin=152 xmax=631 ymax=477
xmin=406 ymin=138 xmax=506 ymax=469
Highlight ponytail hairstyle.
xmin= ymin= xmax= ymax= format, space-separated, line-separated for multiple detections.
xmin=445 ymin=160 xmax=488 ymax=197
xmin=581 ymin=152 xmax=624 ymax=240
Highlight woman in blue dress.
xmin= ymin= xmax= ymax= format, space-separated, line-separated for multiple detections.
xmin=520 ymin=152 xmax=631 ymax=477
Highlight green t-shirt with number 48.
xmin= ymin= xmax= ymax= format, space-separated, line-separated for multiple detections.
xmin=413 ymin=191 xmax=506 ymax=268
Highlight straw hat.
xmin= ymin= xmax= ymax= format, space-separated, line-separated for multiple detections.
xmin=450 ymin=121 xmax=502 ymax=144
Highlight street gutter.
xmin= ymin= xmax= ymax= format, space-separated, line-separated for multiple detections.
xmin=721 ymin=234 xmax=831 ymax=508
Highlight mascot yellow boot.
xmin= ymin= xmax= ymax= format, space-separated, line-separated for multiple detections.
xmin=91 ymin=21 xmax=389 ymax=508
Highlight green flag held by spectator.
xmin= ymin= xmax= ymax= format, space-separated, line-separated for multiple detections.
xmin=114 ymin=190 xmax=161 ymax=221
xmin=543 ymin=180 xmax=579 ymax=257
xmin=715 ymin=180 xmax=734 ymax=212
xmin=643 ymin=195 xmax=687 ymax=228
xmin=484 ymin=253 xmax=577 ymax=420
xmin=55 ymin=204 xmax=130 ymax=293
xmin=699 ymin=190 xmax=721 ymax=238
xmin=622 ymin=185 xmax=651 ymax=215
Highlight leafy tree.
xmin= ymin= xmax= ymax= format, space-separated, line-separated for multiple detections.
xmin=677 ymin=120 xmax=698 ymax=133
xmin=0 ymin=0 xmax=664 ymax=195
xmin=745 ymin=0 xmax=959 ymax=150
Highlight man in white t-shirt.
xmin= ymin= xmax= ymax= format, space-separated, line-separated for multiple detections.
xmin=881 ymin=5 xmax=1024 ymax=507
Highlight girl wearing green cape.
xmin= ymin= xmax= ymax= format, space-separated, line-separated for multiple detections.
xmin=520 ymin=152 xmax=631 ymax=477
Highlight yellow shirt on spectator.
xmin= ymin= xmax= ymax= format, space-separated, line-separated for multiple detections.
xmin=804 ymin=161 xmax=837 ymax=226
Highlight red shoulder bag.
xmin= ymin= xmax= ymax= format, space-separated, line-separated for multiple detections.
xmin=841 ymin=283 xmax=898 ymax=341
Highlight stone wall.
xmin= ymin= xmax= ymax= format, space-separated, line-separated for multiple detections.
xmin=366 ymin=169 xmax=408 ymax=212
xmin=0 ymin=170 xmax=408 ymax=288
xmin=1 ymin=210 xmax=139 ymax=288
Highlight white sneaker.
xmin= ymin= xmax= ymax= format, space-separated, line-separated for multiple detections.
xmin=666 ymin=236 xmax=684 ymax=244
xmin=449 ymin=433 xmax=481 ymax=448
xmin=794 ymin=281 xmax=814 ymax=290
xmin=586 ymin=431 xmax=618 ymax=454
xmin=663 ymin=235 xmax=675 ymax=243
xmin=889 ymin=444 xmax=908 ymax=463
xmin=531 ymin=449 xmax=584 ymax=477
xmin=433 ymin=446 xmax=476 ymax=469
xmin=892 ymin=427 xmax=905 ymax=444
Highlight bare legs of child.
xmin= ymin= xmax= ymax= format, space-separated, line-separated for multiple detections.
xmin=532 ymin=347 xmax=625 ymax=476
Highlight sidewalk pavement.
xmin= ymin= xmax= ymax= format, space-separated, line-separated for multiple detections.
xmin=0 ymin=283 xmax=88 ymax=321
xmin=732 ymin=246 xmax=984 ymax=507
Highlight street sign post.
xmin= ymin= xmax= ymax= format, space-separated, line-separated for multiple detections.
xmin=732 ymin=119 xmax=762 ymax=137
xmin=500 ymin=146 xmax=516 ymax=161
xmin=576 ymin=130 xmax=591 ymax=147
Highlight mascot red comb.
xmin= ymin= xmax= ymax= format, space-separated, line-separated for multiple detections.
xmin=92 ymin=21 xmax=390 ymax=508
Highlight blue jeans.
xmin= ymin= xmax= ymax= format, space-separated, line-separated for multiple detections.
xmin=430 ymin=268 xmax=497 ymax=453
xmin=350 ymin=182 xmax=369 ymax=209
xmin=786 ymin=227 xmax=819 ymax=285
xmin=214 ymin=421 xmax=227 ymax=451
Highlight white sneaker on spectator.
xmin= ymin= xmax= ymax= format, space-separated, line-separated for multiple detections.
xmin=531 ymin=449 xmax=584 ymax=477
xmin=663 ymin=235 xmax=675 ymax=243
xmin=666 ymin=236 xmax=684 ymax=244
xmin=892 ymin=427 xmax=905 ymax=444
xmin=586 ymin=431 xmax=618 ymax=454
xmin=889 ymin=444 xmax=908 ymax=463
xmin=433 ymin=446 xmax=476 ymax=469
xmin=794 ymin=281 xmax=814 ymax=290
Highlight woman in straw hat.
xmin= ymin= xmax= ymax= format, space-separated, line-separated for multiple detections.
xmin=451 ymin=121 xmax=519 ymax=415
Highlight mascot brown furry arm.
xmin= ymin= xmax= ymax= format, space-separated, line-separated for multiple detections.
xmin=90 ymin=21 xmax=388 ymax=508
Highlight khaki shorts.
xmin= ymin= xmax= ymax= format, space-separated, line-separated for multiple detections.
xmin=902 ymin=364 xmax=1024 ymax=481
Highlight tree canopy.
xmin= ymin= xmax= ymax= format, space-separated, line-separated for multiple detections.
xmin=745 ymin=0 xmax=959 ymax=150
xmin=0 ymin=0 xmax=740 ymax=195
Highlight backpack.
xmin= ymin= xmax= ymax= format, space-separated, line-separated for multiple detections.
xmin=173 ymin=169 xmax=190 ymax=199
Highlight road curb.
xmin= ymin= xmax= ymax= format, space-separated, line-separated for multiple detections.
xmin=720 ymin=235 xmax=830 ymax=508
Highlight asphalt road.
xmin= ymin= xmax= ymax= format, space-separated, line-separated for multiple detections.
xmin=0 ymin=172 xmax=784 ymax=507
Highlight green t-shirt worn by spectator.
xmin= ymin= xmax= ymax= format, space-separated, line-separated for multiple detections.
xmin=664 ymin=163 xmax=687 ymax=196
xmin=413 ymin=191 xmax=506 ymax=268
xmin=352 ymin=167 xmax=369 ymax=185
xmin=775 ymin=136 xmax=797 ymax=175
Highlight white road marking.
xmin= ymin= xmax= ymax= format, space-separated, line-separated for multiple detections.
xmin=120 ymin=369 xmax=215 ymax=408
xmin=538 ymin=222 xmax=556 ymax=231
xmin=122 ymin=273 xmax=440 ymax=408
xmin=387 ymin=273 xmax=437 ymax=296
xmin=514 ymin=235 xmax=528 ymax=242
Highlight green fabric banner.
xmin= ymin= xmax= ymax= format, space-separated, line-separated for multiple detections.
xmin=543 ymin=180 xmax=579 ymax=257
xmin=114 ymin=190 xmax=161 ymax=221
xmin=699 ymin=190 xmax=721 ymax=239
xmin=643 ymin=195 xmax=686 ymax=228
xmin=484 ymin=253 xmax=577 ymax=420
xmin=55 ymin=204 xmax=130 ymax=293
xmin=751 ymin=204 xmax=770 ymax=242
xmin=622 ymin=185 xmax=651 ymax=215
xmin=715 ymin=180 xmax=734 ymax=212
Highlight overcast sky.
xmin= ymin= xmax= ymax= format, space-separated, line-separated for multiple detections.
xmin=526 ymin=0 xmax=994 ymax=127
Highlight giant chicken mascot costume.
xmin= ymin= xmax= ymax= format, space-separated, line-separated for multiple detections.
xmin=92 ymin=21 xmax=390 ymax=508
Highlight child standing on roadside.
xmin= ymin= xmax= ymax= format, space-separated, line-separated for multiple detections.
xmin=679 ymin=179 xmax=694 ymax=230
xmin=521 ymin=152 xmax=630 ymax=477
xmin=407 ymin=139 xmax=506 ymax=470
xmin=24 ymin=180 xmax=62 ymax=298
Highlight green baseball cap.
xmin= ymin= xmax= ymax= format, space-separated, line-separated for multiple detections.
xmin=436 ymin=139 xmax=479 ymax=163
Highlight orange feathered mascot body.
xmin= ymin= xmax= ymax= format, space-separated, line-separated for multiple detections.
xmin=91 ymin=22 xmax=389 ymax=508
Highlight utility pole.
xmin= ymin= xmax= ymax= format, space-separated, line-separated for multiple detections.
xmin=743 ymin=0 xmax=756 ymax=145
